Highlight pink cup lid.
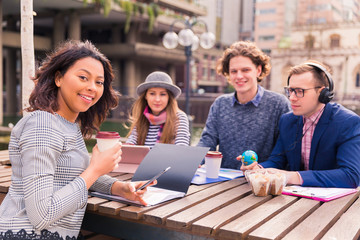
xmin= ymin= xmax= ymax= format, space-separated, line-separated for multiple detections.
xmin=95 ymin=131 xmax=120 ymax=139
xmin=206 ymin=151 xmax=223 ymax=158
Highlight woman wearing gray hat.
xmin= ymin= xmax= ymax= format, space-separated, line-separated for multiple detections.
xmin=126 ymin=71 xmax=190 ymax=146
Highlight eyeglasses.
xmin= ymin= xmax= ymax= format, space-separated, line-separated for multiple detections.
xmin=284 ymin=87 xmax=321 ymax=98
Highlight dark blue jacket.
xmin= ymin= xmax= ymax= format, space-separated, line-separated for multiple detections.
xmin=261 ymin=103 xmax=360 ymax=188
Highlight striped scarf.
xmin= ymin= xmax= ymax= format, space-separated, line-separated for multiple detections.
xmin=143 ymin=106 xmax=166 ymax=142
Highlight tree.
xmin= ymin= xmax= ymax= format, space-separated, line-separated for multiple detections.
xmin=20 ymin=0 xmax=35 ymax=113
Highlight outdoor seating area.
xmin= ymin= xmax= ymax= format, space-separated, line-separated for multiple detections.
xmin=1 ymin=150 xmax=360 ymax=240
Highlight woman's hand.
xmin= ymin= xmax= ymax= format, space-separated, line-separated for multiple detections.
xmin=89 ymin=143 xmax=122 ymax=177
xmin=80 ymin=142 xmax=122 ymax=190
xmin=111 ymin=180 xmax=157 ymax=206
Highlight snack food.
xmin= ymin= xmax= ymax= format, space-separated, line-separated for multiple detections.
xmin=245 ymin=169 xmax=261 ymax=182
xmin=269 ymin=172 xmax=287 ymax=195
xmin=249 ymin=172 xmax=270 ymax=197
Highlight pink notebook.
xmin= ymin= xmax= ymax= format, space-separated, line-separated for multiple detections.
xmin=282 ymin=186 xmax=358 ymax=202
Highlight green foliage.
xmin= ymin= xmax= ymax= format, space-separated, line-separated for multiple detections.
xmin=102 ymin=0 xmax=113 ymax=16
xmin=122 ymin=1 xmax=133 ymax=33
xmin=84 ymin=0 xmax=112 ymax=16
xmin=147 ymin=4 xmax=155 ymax=34
xmin=83 ymin=0 xmax=162 ymax=34
xmin=224 ymin=83 xmax=235 ymax=93
xmin=138 ymin=4 xmax=145 ymax=15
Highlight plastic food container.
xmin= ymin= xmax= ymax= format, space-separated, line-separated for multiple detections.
xmin=247 ymin=170 xmax=287 ymax=197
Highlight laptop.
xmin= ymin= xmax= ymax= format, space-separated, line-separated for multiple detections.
xmin=132 ymin=143 xmax=210 ymax=194
xmin=112 ymin=144 xmax=150 ymax=173
xmin=92 ymin=143 xmax=210 ymax=206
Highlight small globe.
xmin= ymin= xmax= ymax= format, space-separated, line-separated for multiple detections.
xmin=241 ymin=150 xmax=258 ymax=166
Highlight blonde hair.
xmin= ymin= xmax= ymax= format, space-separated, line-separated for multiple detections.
xmin=288 ymin=60 xmax=331 ymax=88
xmin=127 ymin=90 xmax=181 ymax=145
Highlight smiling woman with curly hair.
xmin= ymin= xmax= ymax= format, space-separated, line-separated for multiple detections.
xmin=0 ymin=40 xmax=152 ymax=240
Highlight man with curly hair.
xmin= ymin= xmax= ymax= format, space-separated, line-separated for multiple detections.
xmin=197 ymin=41 xmax=291 ymax=169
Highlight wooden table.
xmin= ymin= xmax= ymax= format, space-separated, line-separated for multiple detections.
xmin=1 ymin=152 xmax=360 ymax=240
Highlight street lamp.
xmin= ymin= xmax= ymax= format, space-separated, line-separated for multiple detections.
xmin=162 ymin=18 xmax=215 ymax=115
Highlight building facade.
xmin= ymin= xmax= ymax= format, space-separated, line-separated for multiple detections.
xmin=270 ymin=21 xmax=360 ymax=113
xmin=1 ymin=0 xmax=227 ymax=124
xmin=255 ymin=0 xmax=360 ymax=53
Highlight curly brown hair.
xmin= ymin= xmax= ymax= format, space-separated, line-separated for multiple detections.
xmin=217 ymin=41 xmax=271 ymax=83
xmin=26 ymin=40 xmax=119 ymax=138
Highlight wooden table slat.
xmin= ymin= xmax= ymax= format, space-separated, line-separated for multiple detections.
xmin=0 ymin=155 xmax=10 ymax=159
xmin=114 ymin=173 xmax=133 ymax=181
xmin=98 ymin=201 xmax=128 ymax=216
xmin=321 ymin=195 xmax=360 ymax=240
xmin=218 ymin=195 xmax=298 ymax=240
xmin=118 ymin=182 xmax=221 ymax=220
xmin=0 ymin=176 xmax=11 ymax=183
xmin=0 ymin=150 xmax=9 ymax=155
xmin=0 ymin=160 xmax=10 ymax=165
xmin=191 ymin=194 xmax=272 ymax=236
xmin=248 ymin=197 xmax=321 ymax=240
xmin=165 ymin=184 xmax=252 ymax=229
xmin=0 ymin=167 xmax=12 ymax=173
xmin=86 ymin=197 xmax=111 ymax=211
xmin=186 ymin=182 xmax=223 ymax=195
xmin=143 ymin=179 xmax=246 ymax=225
xmin=282 ymin=191 xmax=360 ymax=240
xmin=0 ymin=171 xmax=12 ymax=178
xmin=0 ymin=192 xmax=6 ymax=204
xmin=107 ymin=172 xmax=124 ymax=177
xmin=0 ymin=181 xmax=10 ymax=193
xmin=0 ymin=151 xmax=9 ymax=165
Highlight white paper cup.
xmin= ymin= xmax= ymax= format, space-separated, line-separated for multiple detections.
xmin=95 ymin=131 xmax=120 ymax=152
xmin=205 ymin=151 xmax=223 ymax=178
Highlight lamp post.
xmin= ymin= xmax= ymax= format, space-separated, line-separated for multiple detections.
xmin=162 ymin=18 xmax=215 ymax=115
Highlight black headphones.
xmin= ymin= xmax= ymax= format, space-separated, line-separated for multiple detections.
xmin=287 ymin=62 xmax=334 ymax=104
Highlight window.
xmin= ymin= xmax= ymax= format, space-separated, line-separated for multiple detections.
xmin=306 ymin=18 xmax=327 ymax=24
xmin=202 ymin=67 xmax=208 ymax=79
xmin=356 ymin=72 xmax=360 ymax=88
xmin=330 ymin=34 xmax=340 ymax=48
xmin=210 ymin=69 xmax=216 ymax=80
xmin=258 ymin=35 xmax=275 ymax=41
xmin=258 ymin=21 xmax=276 ymax=28
xmin=305 ymin=35 xmax=315 ymax=49
xmin=257 ymin=8 xmax=276 ymax=15
xmin=307 ymin=4 xmax=331 ymax=11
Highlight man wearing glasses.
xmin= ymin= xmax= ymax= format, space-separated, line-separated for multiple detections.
xmin=242 ymin=60 xmax=360 ymax=188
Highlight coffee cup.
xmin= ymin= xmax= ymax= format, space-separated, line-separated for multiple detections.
xmin=95 ymin=131 xmax=121 ymax=152
xmin=205 ymin=151 xmax=223 ymax=178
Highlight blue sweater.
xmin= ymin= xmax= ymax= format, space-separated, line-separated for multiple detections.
xmin=197 ymin=86 xmax=291 ymax=169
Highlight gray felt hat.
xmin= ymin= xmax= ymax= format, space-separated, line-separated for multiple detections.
xmin=136 ymin=71 xmax=181 ymax=98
